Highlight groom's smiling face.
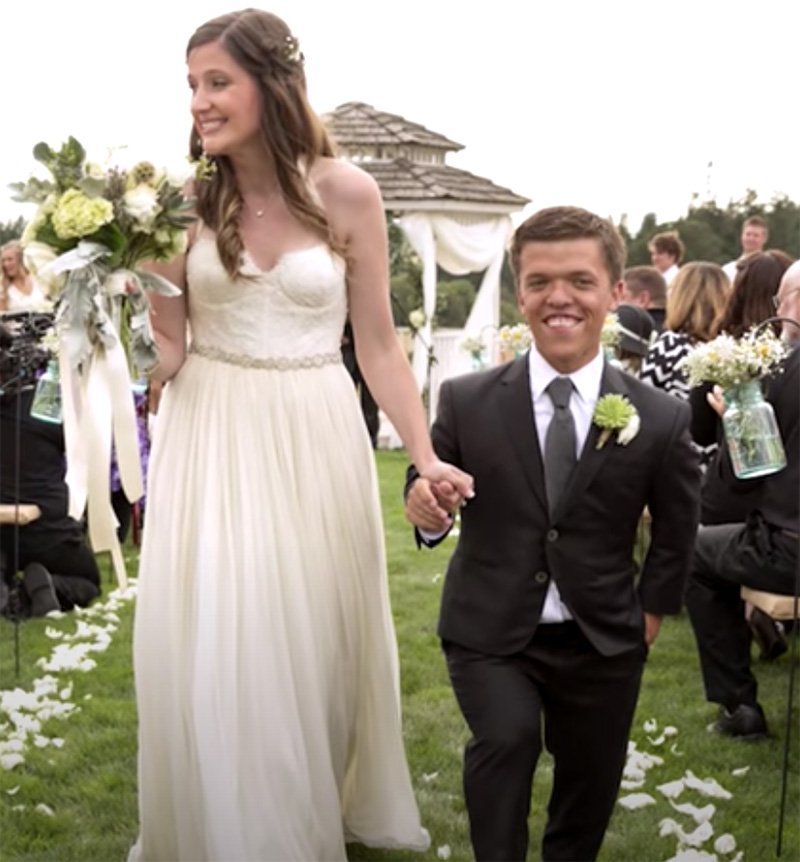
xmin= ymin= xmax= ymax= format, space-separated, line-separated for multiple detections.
xmin=517 ymin=238 xmax=622 ymax=374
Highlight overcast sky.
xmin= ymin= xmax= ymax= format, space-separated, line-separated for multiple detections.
xmin=4 ymin=0 xmax=798 ymax=232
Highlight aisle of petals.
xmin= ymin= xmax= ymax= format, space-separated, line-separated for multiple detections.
xmin=0 ymin=584 xmax=137 ymax=814
xmin=618 ymin=718 xmax=749 ymax=862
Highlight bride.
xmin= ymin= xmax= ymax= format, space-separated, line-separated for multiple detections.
xmin=127 ymin=8 xmax=473 ymax=861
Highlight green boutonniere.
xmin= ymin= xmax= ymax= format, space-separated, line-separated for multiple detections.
xmin=593 ymin=394 xmax=640 ymax=449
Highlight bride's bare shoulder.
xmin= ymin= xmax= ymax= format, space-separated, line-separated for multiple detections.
xmin=310 ymin=157 xmax=381 ymax=208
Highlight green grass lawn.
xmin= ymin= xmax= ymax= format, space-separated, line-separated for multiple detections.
xmin=1 ymin=450 xmax=797 ymax=861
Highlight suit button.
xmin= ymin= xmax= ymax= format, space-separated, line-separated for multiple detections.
xmin=547 ymin=529 xmax=559 ymax=542
xmin=534 ymin=571 xmax=548 ymax=584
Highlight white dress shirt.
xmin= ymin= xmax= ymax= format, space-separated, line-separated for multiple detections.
xmin=420 ymin=345 xmax=605 ymax=623
xmin=527 ymin=345 xmax=605 ymax=621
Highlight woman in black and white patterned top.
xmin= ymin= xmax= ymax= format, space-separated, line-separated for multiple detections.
xmin=640 ymin=262 xmax=730 ymax=400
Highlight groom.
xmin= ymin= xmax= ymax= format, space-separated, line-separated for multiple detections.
xmin=405 ymin=206 xmax=701 ymax=861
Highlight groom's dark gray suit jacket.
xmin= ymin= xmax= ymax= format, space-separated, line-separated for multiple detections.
xmin=413 ymin=356 xmax=701 ymax=658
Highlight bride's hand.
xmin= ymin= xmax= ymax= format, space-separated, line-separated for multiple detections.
xmin=419 ymin=459 xmax=475 ymax=502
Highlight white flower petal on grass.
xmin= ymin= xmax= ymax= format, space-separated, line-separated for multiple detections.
xmin=643 ymin=718 xmax=658 ymax=734
xmin=6 ymin=786 xmax=20 ymax=795
xmin=730 ymin=852 xmax=743 ymax=862
xmin=0 ymin=753 xmax=25 ymax=770
xmin=670 ymin=742 xmax=684 ymax=756
xmin=660 ymin=819 xmax=714 ymax=848
xmin=664 ymin=726 xmax=678 ymax=737
xmin=684 ymin=770 xmax=732 ymax=800
xmin=681 ymin=821 xmax=714 ymax=848
xmin=714 ymin=834 xmax=736 ymax=854
xmin=431 ymin=573 xmax=442 ymax=584
xmin=44 ymin=627 xmax=65 ymax=640
xmin=35 ymin=803 xmax=55 ymax=816
xmin=670 ymin=799 xmax=716 ymax=824
xmin=437 ymin=846 xmax=452 ymax=860
xmin=11 ymin=804 xmax=26 ymax=812
xmin=621 ymin=779 xmax=646 ymax=790
xmin=658 ymin=778 xmax=686 ymax=799
xmin=618 ymin=792 xmax=656 ymax=810
xmin=731 ymin=767 xmax=749 ymax=777
xmin=623 ymin=764 xmax=646 ymax=782
xmin=647 ymin=734 xmax=666 ymax=746
xmin=664 ymin=850 xmax=718 ymax=862
xmin=33 ymin=735 xmax=51 ymax=749
xmin=83 ymin=694 xmax=93 ymax=701
xmin=422 ymin=771 xmax=439 ymax=783
xmin=51 ymin=738 xmax=65 ymax=748
xmin=60 ymin=684 xmax=73 ymax=701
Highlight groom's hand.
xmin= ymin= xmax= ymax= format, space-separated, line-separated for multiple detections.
xmin=644 ymin=612 xmax=662 ymax=647
xmin=405 ymin=477 xmax=455 ymax=533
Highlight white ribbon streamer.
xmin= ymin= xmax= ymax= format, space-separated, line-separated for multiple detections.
xmin=57 ymin=281 xmax=145 ymax=590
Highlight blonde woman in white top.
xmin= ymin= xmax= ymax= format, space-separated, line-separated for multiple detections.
xmin=1 ymin=240 xmax=47 ymax=312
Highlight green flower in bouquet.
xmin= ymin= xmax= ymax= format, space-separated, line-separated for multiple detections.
xmin=11 ymin=137 xmax=194 ymax=375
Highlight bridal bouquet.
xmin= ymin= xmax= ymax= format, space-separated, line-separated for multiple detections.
xmin=10 ymin=137 xmax=194 ymax=589
xmin=12 ymin=137 xmax=193 ymax=375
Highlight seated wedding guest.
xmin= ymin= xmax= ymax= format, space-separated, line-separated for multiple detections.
xmin=715 ymin=249 xmax=793 ymax=338
xmin=0 ymin=241 xmax=47 ymax=313
xmin=685 ymin=261 xmax=800 ymax=738
xmin=648 ymin=230 xmax=683 ymax=288
xmin=722 ymin=215 xmax=769 ymax=283
xmin=641 ymin=262 xmax=730 ymax=401
xmin=0 ymin=383 xmax=101 ymax=618
xmin=690 ymin=250 xmax=793 ymax=520
xmin=621 ymin=265 xmax=667 ymax=332
xmin=405 ymin=206 xmax=700 ymax=862
xmin=614 ymin=303 xmax=655 ymax=377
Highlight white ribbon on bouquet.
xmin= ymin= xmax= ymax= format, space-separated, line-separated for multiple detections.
xmin=48 ymin=244 xmax=147 ymax=589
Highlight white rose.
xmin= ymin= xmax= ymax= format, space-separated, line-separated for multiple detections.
xmin=123 ymin=184 xmax=160 ymax=233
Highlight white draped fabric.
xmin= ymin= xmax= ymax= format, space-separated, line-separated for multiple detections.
xmin=397 ymin=213 xmax=513 ymax=391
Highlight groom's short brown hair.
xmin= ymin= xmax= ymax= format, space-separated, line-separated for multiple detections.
xmin=510 ymin=206 xmax=627 ymax=285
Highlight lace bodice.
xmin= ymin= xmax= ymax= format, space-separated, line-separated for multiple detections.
xmin=186 ymin=235 xmax=348 ymax=360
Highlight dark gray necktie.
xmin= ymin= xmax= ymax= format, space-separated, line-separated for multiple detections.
xmin=544 ymin=377 xmax=577 ymax=515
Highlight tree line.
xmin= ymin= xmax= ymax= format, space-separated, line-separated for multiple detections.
xmin=390 ymin=192 xmax=800 ymax=328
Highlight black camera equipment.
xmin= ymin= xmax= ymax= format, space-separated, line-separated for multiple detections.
xmin=0 ymin=310 xmax=55 ymax=675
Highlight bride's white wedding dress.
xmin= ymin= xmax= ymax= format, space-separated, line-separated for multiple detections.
xmin=128 ymin=235 xmax=429 ymax=861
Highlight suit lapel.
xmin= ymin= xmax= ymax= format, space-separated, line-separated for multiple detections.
xmin=552 ymin=363 xmax=634 ymax=521
xmin=495 ymin=356 xmax=549 ymax=513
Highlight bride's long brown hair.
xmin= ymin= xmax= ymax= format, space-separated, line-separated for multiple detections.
xmin=187 ymin=9 xmax=338 ymax=279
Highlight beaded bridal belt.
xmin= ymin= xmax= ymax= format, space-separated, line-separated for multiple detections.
xmin=189 ymin=342 xmax=342 ymax=370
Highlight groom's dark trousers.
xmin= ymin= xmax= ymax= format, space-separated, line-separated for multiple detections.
xmin=409 ymin=358 xmax=700 ymax=861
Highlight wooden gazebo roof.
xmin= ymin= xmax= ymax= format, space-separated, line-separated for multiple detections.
xmin=322 ymin=101 xmax=529 ymax=214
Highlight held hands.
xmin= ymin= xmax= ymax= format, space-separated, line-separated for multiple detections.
xmin=405 ymin=460 xmax=475 ymax=534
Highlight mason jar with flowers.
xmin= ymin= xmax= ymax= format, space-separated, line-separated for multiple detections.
xmin=679 ymin=326 xmax=788 ymax=478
